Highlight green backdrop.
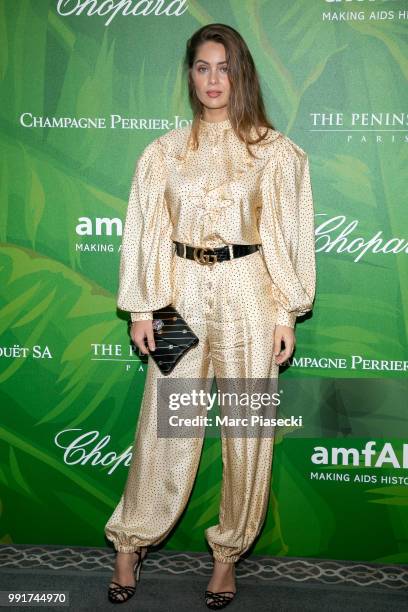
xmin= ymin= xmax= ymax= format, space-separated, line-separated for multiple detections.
xmin=1 ymin=0 xmax=407 ymax=564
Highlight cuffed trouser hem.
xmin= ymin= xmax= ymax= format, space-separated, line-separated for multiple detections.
xmin=212 ymin=552 xmax=240 ymax=564
xmin=115 ymin=544 xmax=146 ymax=553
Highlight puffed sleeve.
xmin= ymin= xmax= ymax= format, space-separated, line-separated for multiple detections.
xmin=117 ymin=138 xmax=174 ymax=321
xmin=258 ymin=138 xmax=316 ymax=328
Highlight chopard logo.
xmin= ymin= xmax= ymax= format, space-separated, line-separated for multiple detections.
xmin=315 ymin=214 xmax=408 ymax=262
xmin=55 ymin=428 xmax=133 ymax=475
xmin=56 ymin=0 xmax=188 ymax=26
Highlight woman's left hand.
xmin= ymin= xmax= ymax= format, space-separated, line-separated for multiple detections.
xmin=273 ymin=324 xmax=296 ymax=365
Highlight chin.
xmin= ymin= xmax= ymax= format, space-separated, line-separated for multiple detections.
xmin=204 ymin=99 xmax=228 ymax=108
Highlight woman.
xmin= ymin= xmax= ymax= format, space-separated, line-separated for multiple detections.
xmin=105 ymin=23 xmax=316 ymax=609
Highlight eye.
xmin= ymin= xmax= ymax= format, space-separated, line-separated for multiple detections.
xmin=220 ymin=65 xmax=229 ymax=73
xmin=197 ymin=65 xmax=207 ymax=72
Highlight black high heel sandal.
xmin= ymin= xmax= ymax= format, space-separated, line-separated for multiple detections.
xmin=204 ymin=589 xmax=236 ymax=609
xmin=107 ymin=547 xmax=147 ymax=604
xmin=205 ymin=559 xmax=237 ymax=610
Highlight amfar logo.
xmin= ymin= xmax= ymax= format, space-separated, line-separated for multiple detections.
xmin=76 ymin=216 xmax=122 ymax=236
xmin=56 ymin=0 xmax=188 ymax=27
xmin=312 ymin=441 xmax=408 ymax=469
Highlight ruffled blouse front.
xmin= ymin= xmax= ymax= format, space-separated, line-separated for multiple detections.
xmin=117 ymin=117 xmax=316 ymax=328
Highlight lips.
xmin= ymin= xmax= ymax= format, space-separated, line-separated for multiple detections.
xmin=207 ymin=90 xmax=222 ymax=97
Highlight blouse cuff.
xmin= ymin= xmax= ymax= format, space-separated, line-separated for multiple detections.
xmin=275 ymin=307 xmax=297 ymax=329
xmin=130 ymin=311 xmax=153 ymax=322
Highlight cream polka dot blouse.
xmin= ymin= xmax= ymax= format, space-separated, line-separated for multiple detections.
xmin=118 ymin=117 xmax=316 ymax=329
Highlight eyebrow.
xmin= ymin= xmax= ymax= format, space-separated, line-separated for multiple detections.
xmin=194 ymin=59 xmax=228 ymax=65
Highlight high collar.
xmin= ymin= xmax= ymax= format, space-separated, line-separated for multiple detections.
xmin=199 ymin=117 xmax=232 ymax=132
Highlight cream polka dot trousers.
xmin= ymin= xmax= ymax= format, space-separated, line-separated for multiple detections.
xmin=104 ymin=117 xmax=316 ymax=563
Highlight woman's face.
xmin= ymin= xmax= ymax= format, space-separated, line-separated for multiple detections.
xmin=190 ymin=41 xmax=231 ymax=117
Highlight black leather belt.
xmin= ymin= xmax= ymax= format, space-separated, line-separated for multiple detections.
xmin=174 ymin=241 xmax=260 ymax=265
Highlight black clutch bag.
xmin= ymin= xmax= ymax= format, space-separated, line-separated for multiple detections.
xmin=147 ymin=304 xmax=199 ymax=375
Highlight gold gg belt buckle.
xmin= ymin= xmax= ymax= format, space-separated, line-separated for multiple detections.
xmin=193 ymin=247 xmax=218 ymax=265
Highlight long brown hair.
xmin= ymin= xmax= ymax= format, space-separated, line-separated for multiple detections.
xmin=184 ymin=23 xmax=276 ymax=158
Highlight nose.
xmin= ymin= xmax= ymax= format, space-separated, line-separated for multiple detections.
xmin=209 ymin=68 xmax=219 ymax=85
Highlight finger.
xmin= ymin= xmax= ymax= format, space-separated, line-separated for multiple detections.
xmin=146 ymin=327 xmax=156 ymax=352
xmin=130 ymin=324 xmax=138 ymax=345
xmin=278 ymin=346 xmax=292 ymax=363
xmin=135 ymin=334 xmax=149 ymax=355
xmin=273 ymin=333 xmax=282 ymax=359
xmin=274 ymin=338 xmax=291 ymax=363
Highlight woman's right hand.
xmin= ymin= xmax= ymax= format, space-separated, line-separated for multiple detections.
xmin=130 ymin=320 xmax=156 ymax=355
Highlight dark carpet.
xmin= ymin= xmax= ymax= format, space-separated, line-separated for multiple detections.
xmin=0 ymin=545 xmax=407 ymax=611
